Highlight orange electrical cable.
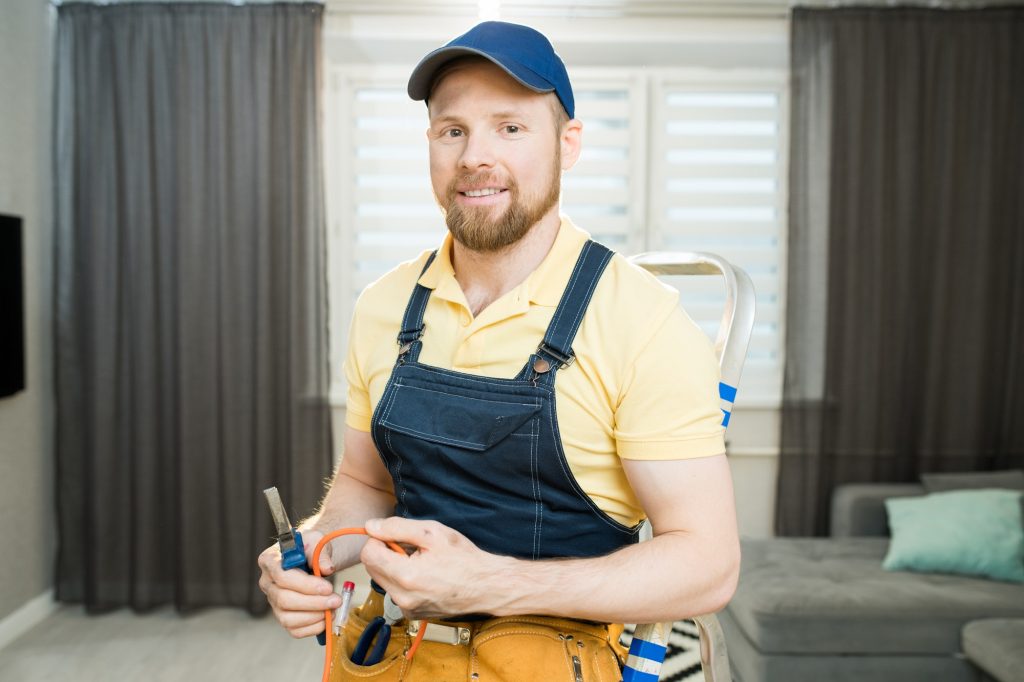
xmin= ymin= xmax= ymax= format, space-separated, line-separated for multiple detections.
xmin=311 ymin=528 xmax=427 ymax=682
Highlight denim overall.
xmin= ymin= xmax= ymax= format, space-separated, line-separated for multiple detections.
xmin=370 ymin=240 xmax=642 ymax=560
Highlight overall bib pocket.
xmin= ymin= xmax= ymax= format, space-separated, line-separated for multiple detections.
xmin=379 ymin=382 xmax=541 ymax=451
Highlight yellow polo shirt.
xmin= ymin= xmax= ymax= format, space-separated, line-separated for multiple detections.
xmin=344 ymin=217 xmax=725 ymax=526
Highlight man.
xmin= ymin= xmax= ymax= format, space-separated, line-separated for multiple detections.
xmin=259 ymin=21 xmax=739 ymax=680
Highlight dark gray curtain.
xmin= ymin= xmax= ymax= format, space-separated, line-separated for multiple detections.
xmin=777 ymin=7 xmax=1024 ymax=536
xmin=54 ymin=2 xmax=332 ymax=612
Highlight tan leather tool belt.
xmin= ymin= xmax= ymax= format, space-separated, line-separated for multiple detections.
xmin=329 ymin=590 xmax=628 ymax=682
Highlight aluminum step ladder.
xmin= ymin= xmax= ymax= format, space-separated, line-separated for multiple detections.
xmin=627 ymin=251 xmax=756 ymax=682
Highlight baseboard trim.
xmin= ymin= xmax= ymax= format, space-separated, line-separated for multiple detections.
xmin=0 ymin=589 xmax=58 ymax=651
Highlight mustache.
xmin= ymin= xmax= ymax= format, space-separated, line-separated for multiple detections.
xmin=446 ymin=173 xmax=516 ymax=198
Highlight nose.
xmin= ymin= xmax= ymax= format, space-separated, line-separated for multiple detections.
xmin=457 ymin=130 xmax=496 ymax=171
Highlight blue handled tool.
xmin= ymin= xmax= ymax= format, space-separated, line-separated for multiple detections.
xmin=351 ymin=616 xmax=391 ymax=666
xmin=263 ymin=486 xmax=327 ymax=646
xmin=351 ymin=593 xmax=404 ymax=666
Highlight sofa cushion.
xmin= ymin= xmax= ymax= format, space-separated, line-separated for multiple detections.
xmin=720 ymin=604 xmax=982 ymax=682
xmin=719 ymin=607 xmax=980 ymax=682
xmin=883 ymin=489 xmax=1024 ymax=582
xmin=727 ymin=538 xmax=1024 ymax=655
xmin=962 ymin=619 xmax=1024 ymax=682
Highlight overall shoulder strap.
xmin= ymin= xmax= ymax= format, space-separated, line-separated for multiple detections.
xmin=396 ymin=251 xmax=437 ymax=363
xmin=535 ymin=240 xmax=614 ymax=374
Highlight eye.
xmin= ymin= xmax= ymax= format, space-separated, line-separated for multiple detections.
xmin=445 ymin=128 xmax=464 ymax=138
xmin=504 ymin=125 xmax=520 ymax=134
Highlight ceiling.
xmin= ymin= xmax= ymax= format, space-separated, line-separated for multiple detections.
xmin=325 ymin=0 xmax=1021 ymax=18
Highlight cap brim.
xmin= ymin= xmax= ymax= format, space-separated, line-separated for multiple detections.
xmin=407 ymin=46 xmax=555 ymax=102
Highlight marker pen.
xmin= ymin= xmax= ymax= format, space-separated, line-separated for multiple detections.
xmin=334 ymin=581 xmax=356 ymax=635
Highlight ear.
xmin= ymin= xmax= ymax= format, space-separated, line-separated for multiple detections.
xmin=559 ymin=119 xmax=583 ymax=171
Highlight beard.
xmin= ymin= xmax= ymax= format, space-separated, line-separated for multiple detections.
xmin=440 ymin=154 xmax=562 ymax=253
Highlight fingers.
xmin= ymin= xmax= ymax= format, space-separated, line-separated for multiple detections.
xmin=265 ymin=580 xmax=342 ymax=612
xmin=258 ymin=544 xmax=336 ymax=597
xmin=299 ymin=528 xmax=336 ymax=577
xmin=286 ymin=620 xmax=330 ymax=640
xmin=358 ymin=522 xmax=489 ymax=620
xmin=274 ymin=601 xmax=331 ymax=638
xmin=360 ymin=518 xmax=432 ymax=585
xmin=364 ymin=516 xmax=459 ymax=550
xmin=257 ymin=542 xmax=341 ymax=639
xmin=360 ymin=536 xmax=405 ymax=577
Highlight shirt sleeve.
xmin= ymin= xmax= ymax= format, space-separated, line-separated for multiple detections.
xmin=343 ymin=307 xmax=373 ymax=433
xmin=613 ymin=304 xmax=726 ymax=460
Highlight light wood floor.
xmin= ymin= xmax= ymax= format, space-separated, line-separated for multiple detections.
xmin=0 ymin=605 xmax=329 ymax=681
xmin=0 ymin=567 xmax=372 ymax=681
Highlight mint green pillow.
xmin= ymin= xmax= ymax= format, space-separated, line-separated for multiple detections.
xmin=883 ymin=489 xmax=1024 ymax=583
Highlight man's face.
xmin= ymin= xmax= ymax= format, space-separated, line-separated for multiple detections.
xmin=427 ymin=60 xmax=566 ymax=252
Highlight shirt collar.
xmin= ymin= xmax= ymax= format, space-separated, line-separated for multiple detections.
xmin=417 ymin=216 xmax=592 ymax=309
xmin=523 ymin=216 xmax=591 ymax=306
xmin=417 ymin=231 xmax=464 ymax=306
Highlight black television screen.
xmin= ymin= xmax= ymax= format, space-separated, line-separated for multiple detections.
xmin=1 ymin=214 xmax=25 ymax=398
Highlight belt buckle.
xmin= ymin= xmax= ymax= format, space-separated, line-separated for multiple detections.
xmin=407 ymin=620 xmax=471 ymax=646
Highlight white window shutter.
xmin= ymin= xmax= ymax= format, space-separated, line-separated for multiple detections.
xmin=326 ymin=69 xmax=446 ymax=395
xmin=649 ymin=72 xmax=787 ymax=402
xmin=561 ymin=71 xmax=647 ymax=254
xmin=326 ymin=66 xmax=787 ymax=404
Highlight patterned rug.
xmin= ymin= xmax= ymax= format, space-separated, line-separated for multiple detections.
xmin=621 ymin=620 xmax=704 ymax=681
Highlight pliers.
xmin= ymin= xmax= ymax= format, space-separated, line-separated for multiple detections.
xmin=351 ymin=593 xmax=404 ymax=666
xmin=262 ymin=486 xmax=326 ymax=646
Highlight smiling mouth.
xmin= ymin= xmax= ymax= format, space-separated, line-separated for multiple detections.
xmin=460 ymin=188 xmax=507 ymax=198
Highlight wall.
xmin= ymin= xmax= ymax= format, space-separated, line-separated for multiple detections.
xmin=723 ymin=405 xmax=780 ymax=537
xmin=0 ymin=0 xmax=56 ymax=622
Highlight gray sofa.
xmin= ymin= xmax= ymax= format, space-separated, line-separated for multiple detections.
xmin=719 ymin=483 xmax=1024 ymax=682
xmin=963 ymin=619 xmax=1024 ymax=682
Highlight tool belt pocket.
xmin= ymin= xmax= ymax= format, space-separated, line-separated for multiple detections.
xmin=329 ymin=590 xmax=469 ymax=681
xmin=469 ymin=616 xmax=626 ymax=682
xmin=329 ymin=593 xmax=411 ymax=681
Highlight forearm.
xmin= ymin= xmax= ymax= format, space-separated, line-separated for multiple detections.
xmin=362 ymin=456 xmax=740 ymax=624
xmin=299 ymin=469 xmax=394 ymax=571
xmin=303 ymin=426 xmax=396 ymax=570
xmin=486 ymin=529 xmax=739 ymax=623
xmin=491 ymin=455 xmax=740 ymax=622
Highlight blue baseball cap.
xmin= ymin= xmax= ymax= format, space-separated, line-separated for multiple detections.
xmin=407 ymin=21 xmax=575 ymax=120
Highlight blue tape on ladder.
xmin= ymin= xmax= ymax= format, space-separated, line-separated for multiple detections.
xmin=628 ymin=638 xmax=667 ymax=661
xmin=719 ymin=382 xmax=738 ymax=403
xmin=622 ymin=637 xmax=667 ymax=682
xmin=622 ymin=667 xmax=661 ymax=682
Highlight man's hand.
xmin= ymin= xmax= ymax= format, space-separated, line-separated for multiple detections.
xmin=360 ymin=517 xmax=514 ymax=620
xmin=257 ymin=427 xmax=399 ymax=637
xmin=257 ymin=529 xmax=342 ymax=639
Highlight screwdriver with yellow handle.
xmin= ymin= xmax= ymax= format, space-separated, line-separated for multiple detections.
xmin=263 ymin=486 xmax=327 ymax=646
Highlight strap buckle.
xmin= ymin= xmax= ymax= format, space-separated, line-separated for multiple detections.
xmin=397 ymin=324 xmax=427 ymax=356
xmin=537 ymin=342 xmax=575 ymax=369
xmin=407 ymin=621 xmax=471 ymax=646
